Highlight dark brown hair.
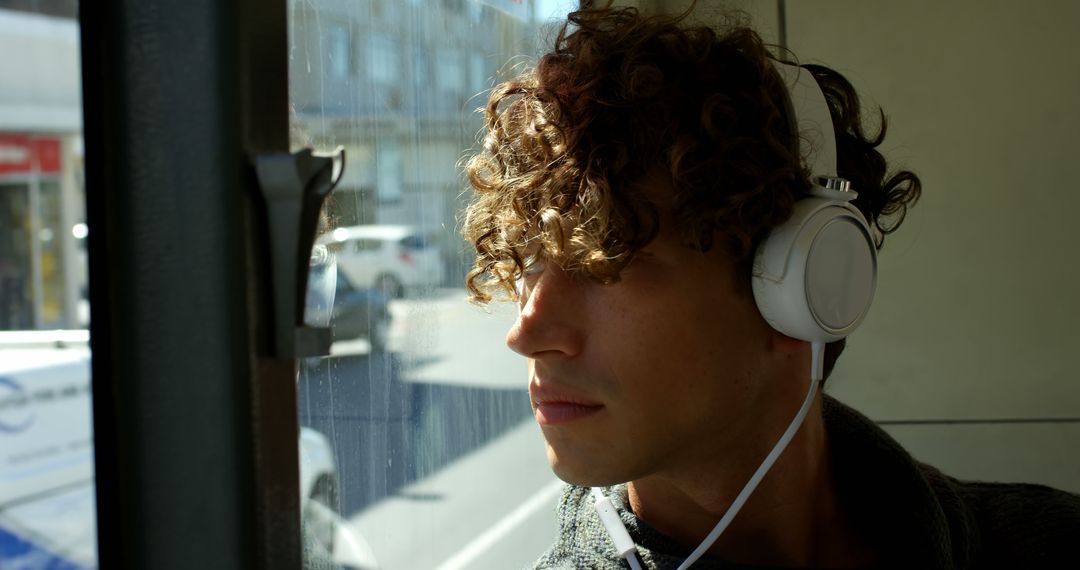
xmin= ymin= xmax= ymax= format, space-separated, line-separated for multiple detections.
xmin=462 ymin=4 xmax=921 ymax=378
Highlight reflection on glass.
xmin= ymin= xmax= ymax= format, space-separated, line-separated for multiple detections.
xmin=0 ymin=3 xmax=97 ymax=569
xmin=291 ymin=1 xmax=573 ymax=568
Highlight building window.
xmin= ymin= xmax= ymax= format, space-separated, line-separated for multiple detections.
xmin=325 ymin=23 xmax=350 ymax=80
xmin=375 ymin=139 xmax=402 ymax=203
xmin=368 ymin=34 xmax=400 ymax=86
xmin=469 ymin=51 xmax=488 ymax=93
xmin=435 ymin=48 xmax=464 ymax=95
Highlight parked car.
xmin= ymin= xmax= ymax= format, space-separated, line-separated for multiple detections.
xmin=306 ymin=249 xmax=392 ymax=353
xmin=331 ymin=273 xmax=391 ymax=352
xmin=318 ymin=225 xmax=443 ymax=298
xmin=300 ymin=427 xmax=381 ymax=570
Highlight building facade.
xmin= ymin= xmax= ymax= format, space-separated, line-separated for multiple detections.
xmin=289 ymin=0 xmax=544 ymax=284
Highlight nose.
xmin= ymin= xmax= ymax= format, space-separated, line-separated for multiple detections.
xmin=505 ymin=262 xmax=585 ymax=359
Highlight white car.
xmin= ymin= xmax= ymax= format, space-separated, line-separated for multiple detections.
xmin=0 ymin=332 xmax=380 ymax=570
xmin=300 ymin=427 xmax=381 ymax=570
xmin=319 ymin=225 xmax=444 ymax=298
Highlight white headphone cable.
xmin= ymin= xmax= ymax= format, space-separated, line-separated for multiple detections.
xmin=591 ymin=486 xmax=645 ymax=569
xmin=592 ymin=341 xmax=825 ymax=570
xmin=676 ymin=341 xmax=824 ymax=569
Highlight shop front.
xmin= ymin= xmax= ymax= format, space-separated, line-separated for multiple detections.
xmin=0 ymin=134 xmax=81 ymax=330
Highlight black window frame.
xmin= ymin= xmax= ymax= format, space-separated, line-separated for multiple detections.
xmin=81 ymin=1 xmax=301 ymax=568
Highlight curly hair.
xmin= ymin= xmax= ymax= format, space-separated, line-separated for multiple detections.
xmin=462 ymin=4 xmax=921 ymax=377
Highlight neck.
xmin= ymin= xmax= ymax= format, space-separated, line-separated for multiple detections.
xmin=627 ymin=395 xmax=875 ymax=568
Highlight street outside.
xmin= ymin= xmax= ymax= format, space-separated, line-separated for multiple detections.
xmin=300 ymin=288 xmax=562 ymax=570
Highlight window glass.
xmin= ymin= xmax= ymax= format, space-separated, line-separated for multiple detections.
xmin=374 ymin=139 xmax=403 ymax=204
xmin=468 ymin=51 xmax=487 ymax=93
xmin=398 ymin=234 xmax=432 ymax=251
xmin=290 ymin=0 xmax=574 ymax=568
xmin=0 ymin=4 xmax=96 ymax=569
xmin=353 ymin=239 xmax=381 ymax=253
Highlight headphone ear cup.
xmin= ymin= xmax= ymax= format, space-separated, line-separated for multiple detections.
xmin=752 ymin=200 xmax=877 ymax=343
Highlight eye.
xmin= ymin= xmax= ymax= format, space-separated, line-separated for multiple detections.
xmin=515 ymin=256 xmax=546 ymax=297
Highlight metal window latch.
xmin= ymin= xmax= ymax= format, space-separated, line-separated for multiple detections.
xmin=253 ymin=146 xmax=345 ymax=358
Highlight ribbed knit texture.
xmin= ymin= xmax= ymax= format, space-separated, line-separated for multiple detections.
xmin=531 ymin=396 xmax=1080 ymax=569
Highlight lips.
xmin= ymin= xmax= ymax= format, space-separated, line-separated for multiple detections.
xmin=530 ymin=382 xmax=604 ymax=426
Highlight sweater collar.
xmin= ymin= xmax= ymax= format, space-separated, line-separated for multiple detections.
xmin=820 ymin=395 xmax=974 ymax=568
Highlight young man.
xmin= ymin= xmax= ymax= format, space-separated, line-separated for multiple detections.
xmin=462 ymin=5 xmax=1080 ymax=569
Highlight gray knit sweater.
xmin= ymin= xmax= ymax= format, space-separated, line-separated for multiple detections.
xmin=531 ymin=396 xmax=1080 ymax=569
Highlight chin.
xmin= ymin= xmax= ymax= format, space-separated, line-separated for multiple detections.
xmin=546 ymin=444 xmax=630 ymax=487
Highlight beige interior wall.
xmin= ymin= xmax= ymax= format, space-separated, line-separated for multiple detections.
xmin=638 ymin=0 xmax=780 ymax=44
xmin=783 ymin=1 xmax=1080 ymax=421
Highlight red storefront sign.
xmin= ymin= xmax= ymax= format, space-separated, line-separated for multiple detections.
xmin=0 ymin=135 xmax=62 ymax=176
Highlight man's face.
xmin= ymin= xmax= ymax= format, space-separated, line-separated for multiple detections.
xmin=506 ymin=220 xmax=788 ymax=486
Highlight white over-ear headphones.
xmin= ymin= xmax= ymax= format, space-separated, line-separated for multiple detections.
xmin=752 ymin=62 xmax=877 ymax=344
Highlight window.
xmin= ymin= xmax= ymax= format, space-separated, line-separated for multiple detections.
xmin=399 ymin=233 xmax=432 ymax=250
xmin=290 ymin=1 xmax=562 ymax=568
xmin=325 ymin=23 xmax=350 ymax=81
xmin=435 ymin=48 xmax=465 ymax=96
xmin=368 ymin=35 xmax=400 ymax=86
xmin=410 ymin=46 xmax=429 ymax=89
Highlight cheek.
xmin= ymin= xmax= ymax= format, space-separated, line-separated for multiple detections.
xmin=613 ymin=291 xmax=761 ymax=401
xmin=602 ymin=299 xmax=719 ymax=392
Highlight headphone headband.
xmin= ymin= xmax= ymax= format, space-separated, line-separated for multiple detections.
xmin=772 ymin=62 xmax=838 ymax=181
